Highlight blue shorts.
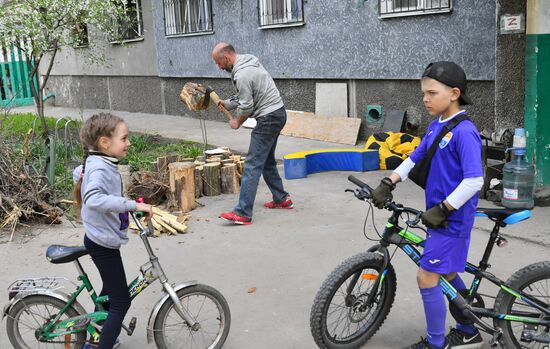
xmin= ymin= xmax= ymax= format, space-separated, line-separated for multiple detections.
xmin=420 ymin=231 xmax=471 ymax=274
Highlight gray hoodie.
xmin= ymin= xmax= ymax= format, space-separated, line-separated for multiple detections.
xmin=80 ymin=156 xmax=137 ymax=249
xmin=224 ymin=54 xmax=284 ymax=119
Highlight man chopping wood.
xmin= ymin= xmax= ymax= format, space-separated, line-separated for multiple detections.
xmin=212 ymin=42 xmax=293 ymax=225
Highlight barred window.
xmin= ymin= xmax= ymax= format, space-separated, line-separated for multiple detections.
xmin=379 ymin=0 xmax=451 ymax=18
xmin=258 ymin=0 xmax=304 ymax=28
xmin=112 ymin=0 xmax=143 ymax=42
xmin=163 ymin=0 xmax=213 ymax=36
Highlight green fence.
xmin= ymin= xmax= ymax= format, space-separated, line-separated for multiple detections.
xmin=0 ymin=42 xmax=37 ymax=108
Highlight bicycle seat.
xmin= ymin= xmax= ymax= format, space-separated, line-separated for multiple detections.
xmin=476 ymin=208 xmax=531 ymax=225
xmin=46 ymin=245 xmax=89 ymax=264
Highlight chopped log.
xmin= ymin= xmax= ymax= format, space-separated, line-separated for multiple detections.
xmin=206 ymin=156 xmax=223 ymax=163
xmin=168 ymin=162 xmax=196 ymax=213
xmin=221 ymin=164 xmax=240 ymax=194
xmin=157 ymin=156 xmax=169 ymax=173
xmin=195 ymin=166 xmax=203 ymax=198
xmin=179 ymin=157 xmax=194 ymax=162
xmin=237 ymin=161 xmax=245 ymax=176
xmin=230 ymin=155 xmax=241 ymax=163
xmin=203 ymin=162 xmax=221 ymax=196
xmin=221 ymin=159 xmax=234 ymax=165
xmin=156 ymin=217 xmax=178 ymax=235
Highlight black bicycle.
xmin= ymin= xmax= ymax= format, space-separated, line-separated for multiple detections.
xmin=310 ymin=175 xmax=550 ymax=349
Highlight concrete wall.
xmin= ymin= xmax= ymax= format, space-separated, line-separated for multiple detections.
xmin=152 ymin=0 xmax=496 ymax=81
xmin=45 ymin=0 xmax=158 ymax=77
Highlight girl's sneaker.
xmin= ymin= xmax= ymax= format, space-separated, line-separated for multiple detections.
xmin=83 ymin=338 xmax=120 ymax=348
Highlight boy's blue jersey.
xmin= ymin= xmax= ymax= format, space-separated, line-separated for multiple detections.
xmin=410 ymin=112 xmax=482 ymax=238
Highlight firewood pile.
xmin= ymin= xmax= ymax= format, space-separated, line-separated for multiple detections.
xmin=129 ymin=206 xmax=189 ymax=236
xmin=145 ymin=146 xmax=244 ymax=214
xmin=0 ymin=137 xmax=62 ymax=240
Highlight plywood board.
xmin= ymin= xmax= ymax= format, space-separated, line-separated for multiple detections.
xmin=281 ymin=110 xmax=361 ymax=145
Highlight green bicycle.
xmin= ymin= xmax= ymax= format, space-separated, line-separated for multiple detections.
xmin=310 ymin=175 xmax=550 ymax=349
xmin=3 ymin=212 xmax=231 ymax=349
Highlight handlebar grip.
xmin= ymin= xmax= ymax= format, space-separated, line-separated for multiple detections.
xmin=348 ymin=175 xmax=366 ymax=188
xmin=135 ymin=197 xmax=145 ymax=219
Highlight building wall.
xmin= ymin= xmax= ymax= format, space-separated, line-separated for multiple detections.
xmin=45 ymin=0 xmax=158 ymax=77
xmin=152 ymin=0 xmax=496 ymax=80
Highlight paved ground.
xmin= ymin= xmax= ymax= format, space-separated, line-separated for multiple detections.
xmin=2 ymin=106 xmax=550 ymax=348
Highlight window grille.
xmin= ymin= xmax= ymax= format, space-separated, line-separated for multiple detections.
xmin=258 ymin=0 xmax=304 ymax=27
xmin=163 ymin=0 xmax=213 ymax=36
xmin=379 ymin=0 xmax=451 ymax=18
xmin=114 ymin=0 xmax=144 ymax=42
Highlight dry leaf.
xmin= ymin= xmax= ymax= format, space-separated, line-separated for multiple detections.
xmin=247 ymin=287 xmax=257 ymax=294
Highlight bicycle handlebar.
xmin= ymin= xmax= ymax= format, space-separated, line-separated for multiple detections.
xmin=347 ymin=175 xmax=423 ymax=226
xmin=130 ymin=212 xmax=154 ymax=236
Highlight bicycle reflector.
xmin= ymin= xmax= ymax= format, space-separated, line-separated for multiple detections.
xmin=362 ymin=273 xmax=378 ymax=280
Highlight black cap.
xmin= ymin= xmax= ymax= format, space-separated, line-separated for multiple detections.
xmin=422 ymin=61 xmax=472 ymax=105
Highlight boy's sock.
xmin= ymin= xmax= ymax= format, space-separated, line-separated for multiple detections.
xmin=420 ymin=285 xmax=446 ymax=348
xmin=448 ymin=275 xmax=478 ymax=335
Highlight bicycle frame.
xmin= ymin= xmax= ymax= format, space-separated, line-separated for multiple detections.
xmin=34 ymin=214 xmax=198 ymax=343
xmin=366 ymin=210 xmax=550 ymax=338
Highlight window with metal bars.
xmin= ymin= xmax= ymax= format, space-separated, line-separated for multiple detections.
xmin=258 ymin=0 xmax=304 ymax=28
xmin=112 ymin=0 xmax=144 ymax=42
xmin=163 ymin=0 xmax=213 ymax=36
xmin=379 ymin=0 xmax=451 ymax=18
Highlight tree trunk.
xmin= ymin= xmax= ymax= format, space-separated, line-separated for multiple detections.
xmin=203 ymin=162 xmax=221 ymax=196
xmin=168 ymin=162 xmax=196 ymax=212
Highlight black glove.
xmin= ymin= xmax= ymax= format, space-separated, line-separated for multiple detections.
xmin=372 ymin=177 xmax=395 ymax=209
xmin=421 ymin=202 xmax=451 ymax=228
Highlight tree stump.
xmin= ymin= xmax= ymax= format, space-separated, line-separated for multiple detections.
xmin=203 ymin=162 xmax=221 ymax=196
xmin=221 ymin=164 xmax=240 ymax=194
xmin=194 ymin=166 xmax=203 ymax=198
xmin=168 ymin=162 xmax=195 ymax=212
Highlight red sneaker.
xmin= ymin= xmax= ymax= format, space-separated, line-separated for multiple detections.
xmin=219 ymin=211 xmax=252 ymax=225
xmin=264 ymin=198 xmax=294 ymax=209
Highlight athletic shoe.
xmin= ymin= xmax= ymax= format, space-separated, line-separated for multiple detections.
xmin=402 ymin=337 xmax=450 ymax=349
xmin=83 ymin=338 xmax=120 ymax=348
xmin=264 ymin=197 xmax=294 ymax=209
xmin=219 ymin=211 xmax=252 ymax=225
xmin=445 ymin=328 xmax=484 ymax=348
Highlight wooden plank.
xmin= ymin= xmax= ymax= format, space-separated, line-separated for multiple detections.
xmin=281 ymin=110 xmax=361 ymax=145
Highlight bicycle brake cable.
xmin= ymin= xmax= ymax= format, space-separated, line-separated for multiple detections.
xmin=362 ymin=201 xmax=380 ymax=242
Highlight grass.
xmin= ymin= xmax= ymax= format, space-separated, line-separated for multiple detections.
xmin=122 ymin=134 xmax=204 ymax=172
xmin=2 ymin=114 xmax=206 ymax=196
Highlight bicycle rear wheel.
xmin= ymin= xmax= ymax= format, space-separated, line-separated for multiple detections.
xmin=6 ymin=294 xmax=86 ymax=349
xmin=494 ymin=261 xmax=550 ymax=349
xmin=153 ymin=284 xmax=231 ymax=349
xmin=310 ymin=251 xmax=396 ymax=349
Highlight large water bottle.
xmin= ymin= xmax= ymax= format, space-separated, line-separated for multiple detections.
xmin=501 ymin=128 xmax=535 ymax=209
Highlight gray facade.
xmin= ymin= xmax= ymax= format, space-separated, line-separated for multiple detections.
xmin=47 ymin=0 xmax=503 ymax=140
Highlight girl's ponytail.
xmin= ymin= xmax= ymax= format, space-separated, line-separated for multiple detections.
xmin=73 ymin=147 xmax=89 ymax=209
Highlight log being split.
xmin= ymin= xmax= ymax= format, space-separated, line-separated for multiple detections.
xmin=168 ymin=162 xmax=195 ymax=213
xmin=179 ymin=82 xmax=233 ymax=121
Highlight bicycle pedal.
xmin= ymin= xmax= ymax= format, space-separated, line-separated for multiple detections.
xmin=490 ymin=329 xmax=502 ymax=347
xmin=122 ymin=317 xmax=137 ymax=336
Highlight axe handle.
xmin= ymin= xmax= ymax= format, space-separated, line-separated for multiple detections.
xmin=209 ymin=91 xmax=233 ymax=121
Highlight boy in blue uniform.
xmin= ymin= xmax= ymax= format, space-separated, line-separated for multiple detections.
xmin=372 ymin=61 xmax=484 ymax=349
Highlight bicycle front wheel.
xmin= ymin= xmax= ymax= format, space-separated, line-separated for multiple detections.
xmin=6 ymin=294 xmax=86 ymax=349
xmin=310 ymin=251 xmax=396 ymax=349
xmin=153 ymin=284 xmax=231 ymax=349
xmin=494 ymin=261 xmax=550 ymax=349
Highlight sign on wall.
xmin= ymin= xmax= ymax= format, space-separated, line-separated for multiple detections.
xmin=500 ymin=14 xmax=525 ymax=34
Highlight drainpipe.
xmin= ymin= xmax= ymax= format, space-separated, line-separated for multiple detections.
xmin=525 ymin=0 xmax=550 ymax=206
